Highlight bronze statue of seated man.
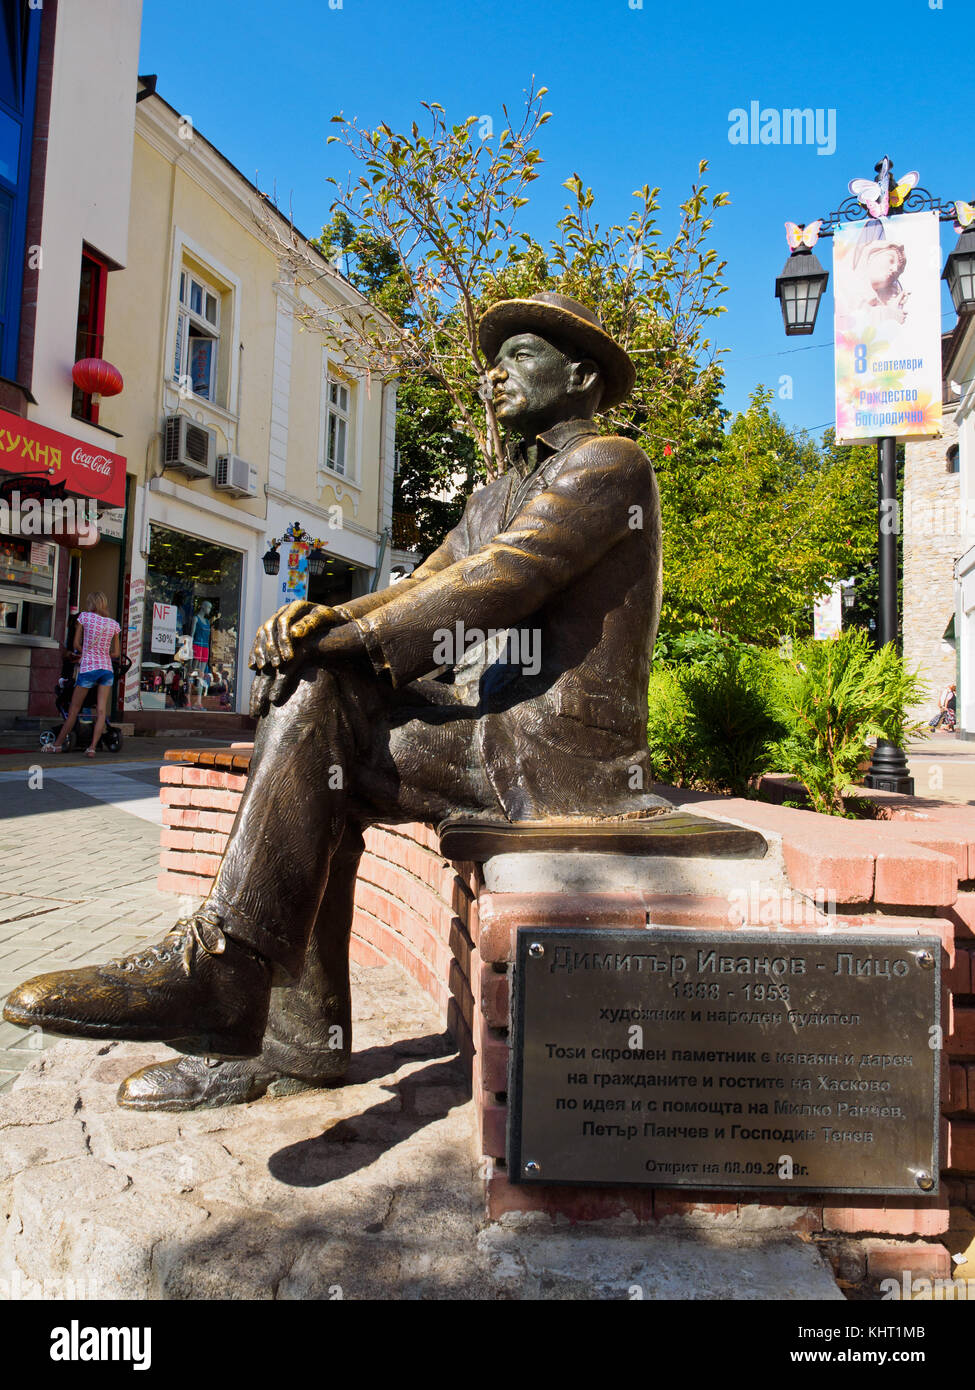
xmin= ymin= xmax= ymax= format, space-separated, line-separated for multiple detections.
xmin=3 ymin=293 xmax=667 ymax=1111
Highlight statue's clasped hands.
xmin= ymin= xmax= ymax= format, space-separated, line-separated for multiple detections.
xmin=247 ymin=601 xmax=364 ymax=717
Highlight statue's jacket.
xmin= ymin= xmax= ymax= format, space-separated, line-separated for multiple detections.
xmin=334 ymin=418 xmax=662 ymax=821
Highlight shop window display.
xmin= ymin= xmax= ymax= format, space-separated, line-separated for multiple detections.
xmin=141 ymin=524 xmax=241 ymax=712
xmin=0 ymin=534 xmax=57 ymax=637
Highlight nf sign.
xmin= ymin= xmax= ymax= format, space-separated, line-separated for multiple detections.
xmin=150 ymin=603 xmax=178 ymax=655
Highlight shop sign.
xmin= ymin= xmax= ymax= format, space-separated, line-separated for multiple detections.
xmin=123 ymin=578 xmax=145 ymax=711
xmin=150 ymin=602 xmax=178 ymax=655
xmin=0 ymin=409 xmax=126 ymax=507
xmin=97 ymin=506 xmax=125 ymax=543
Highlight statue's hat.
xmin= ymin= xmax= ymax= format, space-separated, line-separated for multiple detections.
xmin=478 ymin=291 xmax=636 ymax=411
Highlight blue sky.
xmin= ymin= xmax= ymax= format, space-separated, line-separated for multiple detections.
xmin=140 ymin=0 xmax=966 ymax=439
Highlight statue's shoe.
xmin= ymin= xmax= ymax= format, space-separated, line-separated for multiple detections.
xmin=117 ymin=1054 xmax=344 ymax=1112
xmin=1 ymin=908 xmax=271 ymax=1058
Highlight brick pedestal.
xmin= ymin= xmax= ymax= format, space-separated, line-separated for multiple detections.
xmin=155 ymin=747 xmax=975 ymax=1278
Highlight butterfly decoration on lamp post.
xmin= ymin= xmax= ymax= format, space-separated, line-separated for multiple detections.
xmin=773 ymin=157 xmax=974 ymax=794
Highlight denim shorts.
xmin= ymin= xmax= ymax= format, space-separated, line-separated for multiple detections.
xmin=77 ymin=668 xmax=114 ymax=689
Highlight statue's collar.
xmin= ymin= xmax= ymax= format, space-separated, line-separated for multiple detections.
xmin=506 ymin=418 xmax=599 ymax=474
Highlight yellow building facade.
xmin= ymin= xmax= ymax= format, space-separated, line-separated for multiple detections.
xmin=99 ymin=87 xmax=395 ymax=720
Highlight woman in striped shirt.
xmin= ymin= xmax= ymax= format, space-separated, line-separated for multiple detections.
xmin=45 ymin=591 xmax=121 ymax=757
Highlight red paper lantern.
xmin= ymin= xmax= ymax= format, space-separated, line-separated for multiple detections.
xmin=71 ymin=357 xmax=123 ymax=397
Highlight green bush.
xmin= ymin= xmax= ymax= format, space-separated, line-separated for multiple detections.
xmin=647 ymin=628 xmax=926 ymax=813
xmin=646 ymin=668 xmax=700 ymax=789
xmin=647 ymin=641 xmax=784 ymax=796
xmin=766 ymin=630 xmax=926 ymax=816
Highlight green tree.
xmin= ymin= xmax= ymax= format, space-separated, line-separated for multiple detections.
xmin=275 ymin=85 xmax=730 ymax=484
xmin=313 ymin=212 xmax=477 ymax=556
xmin=291 ymin=89 xmax=732 ymax=555
xmin=657 ymin=389 xmax=876 ymax=644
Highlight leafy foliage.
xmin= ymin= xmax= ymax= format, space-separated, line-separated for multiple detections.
xmin=322 ymin=85 xmax=553 ymax=474
xmin=767 ymin=630 xmax=926 ymax=815
xmin=656 ymin=392 xmax=876 ymax=645
xmin=479 ymin=168 xmax=731 ymax=458
xmin=647 ymin=639 xmax=784 ymax=796
xmin=648 ymin=629 xmax=925 ymax=814
xmin=313 ymin=213 xmax=478 ymax=554
xmin=305 ymin=86 xmax=731 ymax=483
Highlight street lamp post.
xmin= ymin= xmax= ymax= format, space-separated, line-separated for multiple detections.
xmin=773 ymin=158 xmax=969 ymax=795
xmin=865 ymin=434 xmax=913 ymax=792
xmin=261 ymin=521 xmax=331 ymax=580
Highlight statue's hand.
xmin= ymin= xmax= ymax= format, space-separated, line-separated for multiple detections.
xmin=248 ymin=602 xmax=342 ymax=674
xmin=248 ymin=602 xmax=343 ymax=718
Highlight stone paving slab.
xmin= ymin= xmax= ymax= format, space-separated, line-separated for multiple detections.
xmin=0 ymin=766 xmax=183 ymax=1085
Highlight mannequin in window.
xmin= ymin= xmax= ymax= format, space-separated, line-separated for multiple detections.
xmin=192 ymin=600 xmax=213 ymax=673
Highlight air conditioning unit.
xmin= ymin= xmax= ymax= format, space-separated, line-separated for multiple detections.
xmin=215 ymin=454 xmax=259 ymax=499
xmin=162 ymin=415 xmax=215 ymax=479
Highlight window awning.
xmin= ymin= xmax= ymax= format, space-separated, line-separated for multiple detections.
xmin=0 ymin=408 xmax=126 ymax=507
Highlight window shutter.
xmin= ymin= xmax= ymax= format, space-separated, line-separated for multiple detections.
xmin=173 ymin=308 xmax=188 ymax=382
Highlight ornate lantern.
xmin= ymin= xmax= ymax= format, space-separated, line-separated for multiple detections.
xmin=774 ymin=248 xmax=829 ymax=336
xmin=943 ymin=227 xmax=975 ymax=316
xmin=71 ymin=358 xmax=124 ymax=398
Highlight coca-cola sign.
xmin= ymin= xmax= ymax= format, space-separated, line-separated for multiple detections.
xmin=0 ymin=408 xmax=125 ymax=505
xmin=71 ymin=446 xmax=115 ymax=493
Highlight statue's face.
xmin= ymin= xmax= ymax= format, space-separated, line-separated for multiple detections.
xmin=488 ymin=333 xmax=577 ymax=434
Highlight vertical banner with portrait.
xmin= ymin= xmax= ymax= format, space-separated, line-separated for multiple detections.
xmin=813 ymin=583 xmax=843 ymax=641
xmin=280 ymin=541 xmax=309 ymax=604
xmin=833 ymin=210 xmax=943 ymax=445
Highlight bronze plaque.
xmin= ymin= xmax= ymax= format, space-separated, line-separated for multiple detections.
xmin=509 ymin=929 xmax=941 ymax=1194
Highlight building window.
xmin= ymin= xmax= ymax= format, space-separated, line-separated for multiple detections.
xmin=173 ymin=265 xmax=223 ymax=403
xmin=0 ymin=190 xmax=10 ymax=365
xmin=0 ymin=532 xmax=57 ymax=637
xmin=324 ymin=377 xmax=352 ymax=477
xmin=0 ymin=0 xmax=41 ymax=381
xmin=947 ymin=444 xmax=960 ymax=474
xmin=72 ymin=249 xmax=109 ymax=423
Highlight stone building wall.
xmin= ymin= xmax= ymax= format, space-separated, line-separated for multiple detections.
xmin=903 ymin=407 xmax=960 ymax=720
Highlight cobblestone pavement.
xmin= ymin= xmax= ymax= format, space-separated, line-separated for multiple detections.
xmin=0 ymin=760 xmax=182 ymax=1091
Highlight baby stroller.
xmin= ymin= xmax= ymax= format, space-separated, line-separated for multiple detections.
xmin=39 ymin=654 xmax=132 ymax=754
